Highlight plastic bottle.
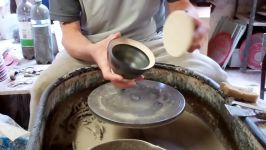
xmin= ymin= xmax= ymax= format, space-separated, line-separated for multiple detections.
xmin=30 ymin=0 xmax=54 ymax=64
xmin=16 ymin=0 xmax=34 ymax=60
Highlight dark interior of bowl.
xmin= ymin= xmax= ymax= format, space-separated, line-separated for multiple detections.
xmin=112 ymin=44 xmax=149 ymax=69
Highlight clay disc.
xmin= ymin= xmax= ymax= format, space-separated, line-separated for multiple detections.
xmin=163 ymin=10 xmax=194 ymax=57
xmin=87 ymin=80 xmax=185 ymax=128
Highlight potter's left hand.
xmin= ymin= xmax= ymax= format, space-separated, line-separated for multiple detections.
xmin=167 ymin=0 xmax=209 ymax=53
xmin=188 ymin=16 xmax=209 ymax=52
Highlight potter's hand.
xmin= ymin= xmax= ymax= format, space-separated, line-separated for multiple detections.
xmin=188 ymin=16 xmax=209 ymax=52
xmin=61 ymin=21 xmax=141 ymax=88
xmin=167 ymin=0 xmax=209 ymax=53
xmin=91 ymin=33 xmax=140 ymax=88
xmin=111 ymin=75 xmax=144 ymax=89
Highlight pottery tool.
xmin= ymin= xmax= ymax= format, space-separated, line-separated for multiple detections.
xmin=7 ymin=79 xmax=33 ymax=87
xmin=225 ymin=104 xmax=266 ymax=119
xmin=9 ymin=71 xmax=19 ymax=81
xmin=220 ymin=82 xmax=258 ymax=103
xmin=225 ymin=104 xmax=256 ymax=117
xmin=231 ymin=100 xmax=266 ymax=112
xmin=9 ymin=67 xmax=43 ymax=81
xmin=163 ymin=10 xmax=194 ymax=57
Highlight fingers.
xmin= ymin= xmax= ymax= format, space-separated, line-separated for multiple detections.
xmin=111 ymin=75 xmax=144 ymax=89
xmin=102 ymin=68 xmax=123 ymax=81
xmin=188 ymin=17 xmax=209 ymax=52
xmin=93 ymin=32 xmax=123 ymax=80
xmin=96 ymin=54 xmax=123 ymax=83
xmin=95 ymin=32 xmax=121 ymax=51
xmin=99 ymin=62 xmax=136 ymax=89
xmin=100 ymin=61 xmax=144 ymax=89
xmin=112 ymin=80 xmax=136 ymax=89
xmin=93 ymin=32 xmax=143 ymax=89
xmin=135 ymin=75 xmax=145 ymax=81
xmin=106 ymin=32 xmax=121 ymax=42
xmin=188 ymin=37 xmax=201 ymax=52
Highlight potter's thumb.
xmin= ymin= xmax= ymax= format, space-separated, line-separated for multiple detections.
xmin=107 ymin=32 xmax=121 ymax=41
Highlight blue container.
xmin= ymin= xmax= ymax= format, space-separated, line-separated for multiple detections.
xmin=0 ymin=136 xmax=28 ymax=150
xmin=42 ymin=0 xmax=49 ymax=8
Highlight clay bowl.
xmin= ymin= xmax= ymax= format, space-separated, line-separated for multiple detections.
xmin=107 ymin=38 xmax=155 ymax=79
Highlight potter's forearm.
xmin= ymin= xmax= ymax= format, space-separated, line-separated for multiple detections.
xmin=61 ymin=21 xmax=95 ymax=63
xmin=167 ymin=0 xmax=198 ymax=17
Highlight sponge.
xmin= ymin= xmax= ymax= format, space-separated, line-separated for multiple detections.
xmin=220 ymin=82 xmax=258 ymax=103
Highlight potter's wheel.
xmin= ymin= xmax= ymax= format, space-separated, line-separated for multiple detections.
xmin=87 ymin=80 xmax=185 ymax=128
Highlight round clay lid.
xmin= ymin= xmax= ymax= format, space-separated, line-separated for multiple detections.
xmin=163 ymin=10 xmax=194 ymax=57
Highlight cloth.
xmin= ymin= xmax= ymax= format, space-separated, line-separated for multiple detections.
xmin=154 ymin=0 xmax=167 ymax=32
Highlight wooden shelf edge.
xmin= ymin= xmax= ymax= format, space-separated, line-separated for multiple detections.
xmin=236 ymin=13 xmax=266 ymax=27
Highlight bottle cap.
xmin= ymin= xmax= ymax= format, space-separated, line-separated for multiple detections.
xmin=163 ymin=10 xmax=194 ymax=57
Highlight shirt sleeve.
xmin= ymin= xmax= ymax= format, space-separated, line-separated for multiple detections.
xmin=49 ymin=0 xmax=81 ymax=22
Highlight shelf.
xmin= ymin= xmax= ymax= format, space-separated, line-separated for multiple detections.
xmin=236 ymin=13 xmax=266 ymax=27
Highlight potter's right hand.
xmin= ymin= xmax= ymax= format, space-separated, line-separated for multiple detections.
xmin=90 ymin=33 xmax=140 ymax=89
xmin=111 ymin=75 xmax=144 ymax=89
xmin=61 ymin=22 xmax=138 ymax=88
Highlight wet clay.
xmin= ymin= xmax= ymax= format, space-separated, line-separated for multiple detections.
xmin=62 ymin=88 xmax=227 ymax=150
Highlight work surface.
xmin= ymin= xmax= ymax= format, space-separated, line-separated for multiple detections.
xmin=0 ymin=22 xmax=63 ymax=95
xmin=0 ymin=65 xmax=49 ymax=95
xmin=0 ymin=39 xmax=50 ymax=95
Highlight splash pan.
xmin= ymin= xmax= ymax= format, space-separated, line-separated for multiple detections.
xmin=27 ymin=64 xmax=264 ymax=150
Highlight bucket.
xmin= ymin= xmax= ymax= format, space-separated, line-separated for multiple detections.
xmin=27 ymin=64 xmax=263 ymax=150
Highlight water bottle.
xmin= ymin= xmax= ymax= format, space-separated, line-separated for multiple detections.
xmin=16 ymin=0 xmax=34 ymax=60
xmin=30 ymin=0 xmax=54 ymax=64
